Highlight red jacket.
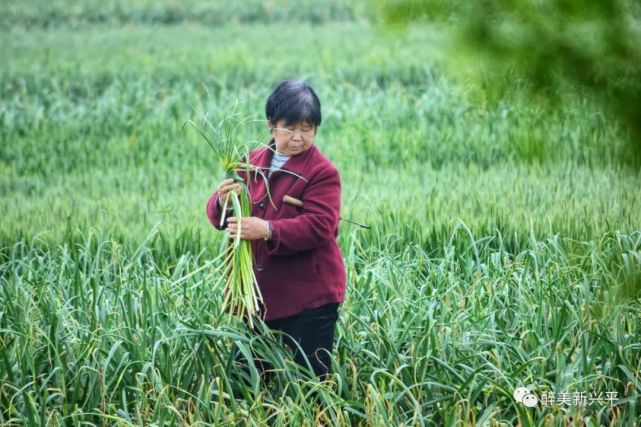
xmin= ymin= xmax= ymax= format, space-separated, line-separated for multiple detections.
xmin=206 ymin=140 xmax=346 ymax=321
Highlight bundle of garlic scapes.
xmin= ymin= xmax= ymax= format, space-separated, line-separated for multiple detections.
xmin=187 ymin=111 xmax=268 ymax=329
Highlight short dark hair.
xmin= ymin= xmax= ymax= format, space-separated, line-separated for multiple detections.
xmin=265 ymin=79 xmax=322 ymax=128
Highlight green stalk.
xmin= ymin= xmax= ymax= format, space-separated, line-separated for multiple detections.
xmin=220 ymin=185 xmax=263 ymax=329
xmin=225 ymin=170 xmax=261 ymax=325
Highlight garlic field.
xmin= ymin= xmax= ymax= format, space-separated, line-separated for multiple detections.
xmin=1 ymin=1 xmax=640 ymax=425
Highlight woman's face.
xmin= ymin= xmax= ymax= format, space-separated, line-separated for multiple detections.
xmin=269 ymin=119 xmax=316 ymax=156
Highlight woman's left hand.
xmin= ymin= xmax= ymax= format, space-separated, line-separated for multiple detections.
xmin=227 ymin=217 xmax=270 ymax=240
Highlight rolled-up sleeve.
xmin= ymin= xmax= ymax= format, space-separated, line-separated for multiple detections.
xmin=266 ymin=166 xmax=341 ymax=256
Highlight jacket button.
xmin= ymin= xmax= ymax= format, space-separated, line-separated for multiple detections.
xmin=259 ymin=202 xmax=265 ymax=208
xmin=256 ymin=266 xmax=264 ymax=272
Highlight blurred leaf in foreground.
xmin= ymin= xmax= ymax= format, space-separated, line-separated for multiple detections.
xmin=381 ymin=0 xmax=641 ymax=163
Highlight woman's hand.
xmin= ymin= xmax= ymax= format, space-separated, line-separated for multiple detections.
xmin=217 ymin=178 xmax=242 ymax=208
xmin=227 ymin=217 xmax=270 ymax=240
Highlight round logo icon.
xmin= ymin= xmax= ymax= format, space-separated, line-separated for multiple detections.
xmin=513 ymin=387 xmax=530 ymax=403
xmin=514 ymin=387 xmax=538 ymax=407
xmin=522 ymin=393 xmax=539 ymax=407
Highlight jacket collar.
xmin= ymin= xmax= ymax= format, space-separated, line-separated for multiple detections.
xmin=252 ymin=138 xmax=315 ymax=180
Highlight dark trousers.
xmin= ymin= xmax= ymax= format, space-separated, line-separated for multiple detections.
xmin=236 ymin=302 xmax=340 ymax=383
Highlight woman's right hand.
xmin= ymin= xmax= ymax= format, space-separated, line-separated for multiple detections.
xmin=217 ymin=178 xmax=242 ymax=209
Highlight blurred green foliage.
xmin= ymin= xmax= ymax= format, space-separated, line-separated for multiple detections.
xmin=383 ymin=0 xmax=641 ymax=161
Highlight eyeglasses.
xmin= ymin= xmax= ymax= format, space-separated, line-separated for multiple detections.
xmin=271 ymin=127 xmax=315 ymax=139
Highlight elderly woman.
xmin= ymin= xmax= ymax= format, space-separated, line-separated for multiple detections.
xmin=206 ymin=79 xmax=346 ymax=379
